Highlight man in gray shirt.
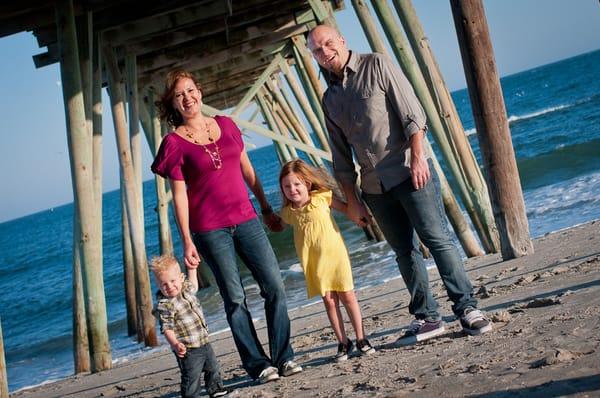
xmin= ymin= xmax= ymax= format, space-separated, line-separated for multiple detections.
xmin=307 ymin=25 xmax=491 ymax=344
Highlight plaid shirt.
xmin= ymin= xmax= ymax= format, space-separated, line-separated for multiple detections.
xmin=153 ymin=278 xmax=209 ymax=348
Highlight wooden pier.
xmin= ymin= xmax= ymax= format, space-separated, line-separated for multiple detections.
xmin=0 ymin=0 xmax=532 ymax=390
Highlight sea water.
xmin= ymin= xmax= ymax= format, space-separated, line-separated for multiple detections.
xmin=1 ymin=49 xmax=599 ymax=392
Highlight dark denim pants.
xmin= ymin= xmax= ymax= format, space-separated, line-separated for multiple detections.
xmin=176 ymin=343 xmax=224 ymax=397
xmin=193 ymin=217 xmax=294 ymax=379
xmin=362 ymin=169 xmax=477 ymax=319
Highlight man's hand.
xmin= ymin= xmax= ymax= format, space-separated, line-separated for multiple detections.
xmin=410 ymin=153 xmax=430 ymax=190
xmin=347 ymin=200 xmax=372 ymax=227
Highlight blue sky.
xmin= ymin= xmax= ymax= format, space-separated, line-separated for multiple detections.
xmin=0 ymin=0 xmax=599 ymax=223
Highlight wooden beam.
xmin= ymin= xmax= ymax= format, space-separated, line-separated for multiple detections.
xmin=103 ymin=44 xmax=158 ymax=346
xmin=450 ymin=0 xmax=533 ymax=259
xmin=141 ymin=41 xmax=289 ymax=88
xmin=232 ymin=54 xmax=283 ymax=115
xmin=121 ymin=6 xmax=313 ymax=55
xmin=56 ymin=0 xmax=111 ymax=372
xmin=136 ymin=23 xmax=305 ymax=75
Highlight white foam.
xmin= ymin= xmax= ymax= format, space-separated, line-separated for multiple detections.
xmin=507 ymin=103 xmax=572 ymax=123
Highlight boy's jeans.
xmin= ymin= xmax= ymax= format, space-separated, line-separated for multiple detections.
xmin=193 ymin=217 xmax=294 ymax=379
xmin=176 ymin=343 xmax=223 ymax=397
xmin=362 ymin=166 xmax=477 ymax=319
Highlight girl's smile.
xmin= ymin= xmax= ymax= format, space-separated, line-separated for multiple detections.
xmin=281 ymin=172 xmax=311 ymax=208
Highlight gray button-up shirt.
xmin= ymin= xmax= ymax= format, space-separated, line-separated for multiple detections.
xmin=322 ymin=52 xmax=428 ymax=194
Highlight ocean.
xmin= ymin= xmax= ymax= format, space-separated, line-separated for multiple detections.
xmin=1 ymin=49 xmax=599 ymax=392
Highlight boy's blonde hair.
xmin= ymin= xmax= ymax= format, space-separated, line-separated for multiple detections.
xmin=150 ymin=255 xmax=180 ymax=277
xmin=279 ymin=159 xmax=334 ymax=207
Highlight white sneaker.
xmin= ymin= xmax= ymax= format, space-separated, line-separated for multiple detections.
xmin=258 ymin=366 xmax=280 ymax=384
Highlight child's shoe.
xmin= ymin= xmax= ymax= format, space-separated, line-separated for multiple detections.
xmin=334 ymin=339 xmax=353 ymax=362
xmin=209 ymin=388 xmax=229 ymax=398
xmin=356 ymin=338 xmax=376 ymax=355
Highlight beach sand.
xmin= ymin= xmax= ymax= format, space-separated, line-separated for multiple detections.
xmin=12 ymin=220 xmax=600 ymax=398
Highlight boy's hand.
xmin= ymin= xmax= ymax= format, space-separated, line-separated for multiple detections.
xmin=172 ymin=342 xmax=187 ymax=358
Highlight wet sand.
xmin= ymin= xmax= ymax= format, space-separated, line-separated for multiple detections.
xmin=12 ymin=220 xmax=600 ymax=398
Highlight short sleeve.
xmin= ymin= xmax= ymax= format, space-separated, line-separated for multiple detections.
xmin=219 ymin=116 xmax=244 ymax=151
xmin=311 ymin=189 xmax=333 ymax=207
xmin=150 ymin=133 xmax=185 ymax=180
xmin=153 ymin=298 xmax=175 ymax=333
xmin=280 ymin=205 xmax=293 ymax=225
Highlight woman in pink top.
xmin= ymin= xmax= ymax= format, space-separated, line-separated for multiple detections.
xmin=151 ymin=70 xmax=302 ymax=384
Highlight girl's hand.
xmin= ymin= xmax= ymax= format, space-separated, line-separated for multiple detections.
xmin=263 ymin=212 xmax=285 ymax=232
xmin=183 ymin=240 xmax=201 ymax=269
xmin=347 ymin=201 xmax=371 ymax=227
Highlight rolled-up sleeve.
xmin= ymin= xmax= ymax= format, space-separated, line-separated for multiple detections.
xmin=153 ymin=300 xmax=175 ymax=333
xmin=376 ymin=54 xmax=427 ymax=139
xmin=324 ymin=107 xmax=357 ymax=187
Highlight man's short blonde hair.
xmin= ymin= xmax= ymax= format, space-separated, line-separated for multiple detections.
xmin=150 ymin=255 xmax=180 ymax=276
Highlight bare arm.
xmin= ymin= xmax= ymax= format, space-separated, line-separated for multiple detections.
xmin=163 ymin=329 xmax=186 ymax=358
xmin=409 ymin=129 xmax=430 ymax=190
xmin=330 ymin=196 xmax=348 ymax=215
xmin=169 ymin=179 xmax=201 ymax=268
xmin=240 ymin=150 xmax=283 ymax=231
xmin=338 ymin=180 xmax=369 ymax=227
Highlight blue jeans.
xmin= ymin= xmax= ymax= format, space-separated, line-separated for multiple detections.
xmin=193 ymin=217 xmax=294 ymax=379
xmin=362 ymin=169 xmax=477 ymax=319
xmin=176 ymin=343 xmax=223 ymax=397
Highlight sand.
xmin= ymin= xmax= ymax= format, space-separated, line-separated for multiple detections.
xmin=11 ymin=220 xmax=600 ymax=398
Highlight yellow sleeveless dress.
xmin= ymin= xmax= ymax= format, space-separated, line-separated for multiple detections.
xmin=281 ymin=190 xmax=354 ymax=298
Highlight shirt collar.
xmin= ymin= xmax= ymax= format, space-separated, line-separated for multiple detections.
xmin=327 ymin=51 xmax=360 ymax=85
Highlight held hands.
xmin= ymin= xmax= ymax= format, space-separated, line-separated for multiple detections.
xmin=262 ymin=207 xmax=285 ymax=232
xmin=347 ymin=200 xmax=372 ymax=228
xmin=183 ymin=240 xmax=201 ymax=269
xmin=171 ymin=341 xmax=187 ymax=358
xmin=410 ymin=153 xmax=431 ymax=190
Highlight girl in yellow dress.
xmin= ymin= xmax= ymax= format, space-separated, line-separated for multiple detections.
xmin=279 ymin=159 xmax=375 ymax=361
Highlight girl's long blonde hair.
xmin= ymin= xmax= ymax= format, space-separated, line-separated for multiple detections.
xmin=279 ymin=159 xmax=334 ymax=207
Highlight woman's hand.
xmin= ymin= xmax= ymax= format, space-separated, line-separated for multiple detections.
xmin=262 ymin=208 xmax=285 ymax=232
xmin=183 ymin=240 xmax=201 ymax=269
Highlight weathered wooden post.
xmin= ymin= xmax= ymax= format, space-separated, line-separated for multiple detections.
xmin=126 ymin=55 xmax=146 ymax=244
xmin=450 ymin=0 xmax=533 ymax=259
xmin=256 ymin=92 xmax=293 ymax=163
xmin=55 ymin=0 xmax=111 ymax=371
xmin=72 ymin=11 xmax=93 ymax=374
xmin=142 ymin=90 xmax=174 ymax=256
xmin=392 ymin=0 xmax=499 ymax=253
xmin=291 ymin=35 xmax=325 ymax=101
xmin=279 ymin=58 xmax=331 ymax=152
xmin=351 ymin=0 xmax=389 ymax=54
xmin=103 ymin=45 xmax=158 ymax=346
xmin=360 ymin=0 xmax=490 ymax=254
xmin=291 ymin=38 xmax=327 ymax=132
xmin=425 ymin=140 xmax=484 ymax=257
xmin=0 ymin=318 xmax=7 ymax=398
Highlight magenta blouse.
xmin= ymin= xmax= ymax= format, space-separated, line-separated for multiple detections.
xmin=151 ymin=115 xmax=257 ymax=232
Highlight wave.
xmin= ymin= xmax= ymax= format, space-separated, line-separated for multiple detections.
xmin=518 ymin=138 xmax=600 ymax=190
xmin=464 ymin=94 xmax=597 ymax=135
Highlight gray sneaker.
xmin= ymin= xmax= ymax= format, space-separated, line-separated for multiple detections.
xmin=280 ymin=360 xmax=303 ymax=377
xmin=258 ymin=366 xmax=279 ymax=384
xmin=396 ymin=319 xmax=445 ymax=346
xmin=460 ymin=307 xmax=492 ymax=335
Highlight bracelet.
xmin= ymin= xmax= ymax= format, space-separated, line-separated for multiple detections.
xmin=261 ymin=206 xmax=273 ymax=215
